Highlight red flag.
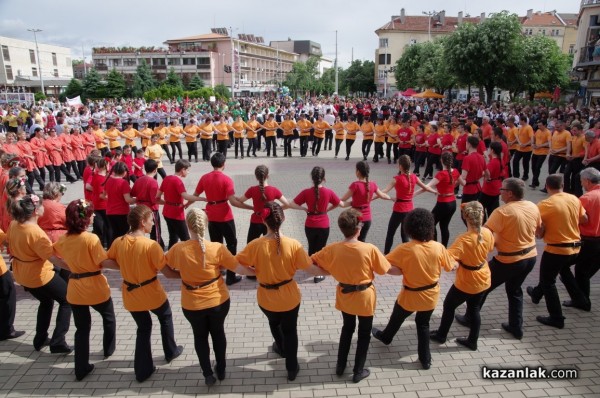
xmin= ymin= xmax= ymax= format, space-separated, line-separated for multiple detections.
xmin=553 ymin=86 xmax=561 ymax=103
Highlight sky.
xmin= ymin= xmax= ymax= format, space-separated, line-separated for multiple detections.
xmin=0 ymin=0 xmax=578 ymax=68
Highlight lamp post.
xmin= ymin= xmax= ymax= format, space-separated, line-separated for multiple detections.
xmin=27 ymin=28 xmax=44 ymax=95
xmin=422 ymin=11 xmax=436 ymax=42
xmin=383 ymin=39 xmax=388 ymax=98
xmin=180 ymin=50 xmax=185 ymax=76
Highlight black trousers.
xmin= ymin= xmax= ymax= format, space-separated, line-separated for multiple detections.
xmin=187 ymin=142 xmax=198 ymax=162
xmin=512 ymin=151 xmax=531 ymax=179
xmin=54 ymin=163 xmax=76 ymax=183
xmin=361 ymin=140 xmax=373 ymax=159
xmin=183 ymin=299 xmax=230 ymax=378
xmin=479 ymin=192 xmax=499 ymax=220
xmin=283 ymin=135 xmax=293 ymax=157
xmin=424 ymin=153 xmax=441 ymax=179
xmin=324 ymin=130 xmax=333 ymax=150
xmin=413 ymin=152 xmax=427 ymax=174
xmin=384 ymin=211 xmax=408 ymax=254
xmin=432 ymin=201 xmax=456 ymax=247
xmin=548 ymin=154 xmax=567 ymax=175
xmin=305 ymin=226 xmax=329 ymax=255
xmin=259 ymin=304 xmax=300 ymax=372
xmin=334 ymin=139 xmax=344 ymax=157
xmin=378 ymin=302 xmax=433 ymax=364
xmin=561 ymin=237 xmax=600 ymax=306
xmin=0 ymin=271 xmax=17 ymax=338
xmin=93 ymin=209 xmax=111 ymax=249
xmin=130 ymin=299 xmax=178 ymax=382
xmin=435 ymin=285 xmax=484 ymax=344
xmin=27 ymin=168 xmax=45 ymax=191
xmin=71 ymin=298 xmax=116 ymax=379
xmin=234 ymin=138 xmax=244 ymax=158
xmin=386 ymin=142 xmax=399 ymax=163
xmin=564 ymin=159 xmax=584 ymax=197
xmin=165 ymin=216 xmax=190 ymax=249
xmin=209 ymin=220 xmax=238 ymax=281
xmin=69 ymin=160 xmax=81 ymax=179
xmin=246 ymin=138 xmax=257 ymax=157
xmin=312 ymin=137 xmax=323 ymax=156
xmin=27 ymin=273 xmax=71 ymax=350
xmin=373 ymin=142 xmax=384 ymax=161
xmin=247 ymin=222 xmax=267 ymax=244
xmin=531 ymin=154 xmax=547 ymax=187
xmin=265 ymin=136 xmax=277 ymax=156
xmin=529 ymin=252 xmax=578 ymax=321
xmin=217 ymin=140 xmax=229 ymax=158
xmin=358 ymin=220 xmax=371 ymax=243
xmin=345 ymin=140 xmax=355 ymax=158
xmin=338 ymin=312 xmax=372 ymax=374
xmin=170 ymin=142 xmax=182 ymax=161
xmin=200 ymin=139 xmax=212 ymax=161
xmin=156 ymin=167 xmax=167 ymax=180
xmin=151 ymin=210 xmax=165 ymax=250
xmin=107 ymin=214 xmax=129 ymax=247
xmin=478 ymin=257 xmax=536 ymax=332
xmin=161 ymin=144 xmax=173 ymax=163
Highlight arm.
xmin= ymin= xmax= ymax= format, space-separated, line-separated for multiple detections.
xmin=535 ymin=223 xmax=545 ymax=239
xmin=381 ymin=179 xmax=395 ymax=194
xmin=49 ymin=255 xmax=70 ymax=271
xmin=123 ymin=193 xmax=136 ymax=204
xmin=375 ymin=188 xmax=391 ymax=201
xmin=305 ymin=263 xmax=330 ymax=276
xmin=285 ymin=201 xmax=308 ymax=211
xmin=100 ymin=259 xmax=120 ymax=270
xmin=228 ymin=194 xmax=254 ymax=210
xmin=387 ymin=265 xmax=403 ymax=275
xmin=233 ymin=264 xmax=255 ymax=276
xmin=160 ymin=265 xmax=180 ymax=279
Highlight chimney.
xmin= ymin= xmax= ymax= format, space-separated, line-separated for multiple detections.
xmin=527 ymin=9 xmax=533 ymax=20
xmin=458 ymin=11 xmax=463 ymax=25
xmin=480 ymin=12 xmax=486 ymax=22
xmin=439 ymin=10 xmax=446 ymax=25
xmin=400 ymin=8 xmax=406 ymax=24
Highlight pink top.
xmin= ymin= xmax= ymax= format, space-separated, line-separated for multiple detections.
xmin=348 ymin=181 xmax=378 ymax=222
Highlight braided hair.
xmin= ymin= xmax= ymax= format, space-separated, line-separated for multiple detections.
xmin=103 ymin=161 xmax=128 ymax=186
xmin=462 ymin=201 xmax=484 ymax=243
xmin=441 ymin=152 xmax=454 ymax=186
xmin=356 ymin=161 xmax=370 ymax=201
xmin=311 ymin=166 xmax=325 ymax=213
xmin=398 ymin=155 xmax=413 ymax=195
xmin=489 ymin=141 xmax=503 ymax=177
xmin=186 ymin=208 xmax=208 ymax=268
xmin=255 ymin=165 xmax=269 ymax=201
xmin=263 ymin=201 xmax=285 ymax=255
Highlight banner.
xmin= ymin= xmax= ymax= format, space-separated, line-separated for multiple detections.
xmin=66 ymin=95 xmax=83 ymax=108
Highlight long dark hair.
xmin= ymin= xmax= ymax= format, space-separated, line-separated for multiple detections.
xmin=103 ymin=161 xmax=129 ymax=186
xmin=356 ymin=161 xmax=370 ymax=200
xmin=311 ymin=166 xmax=325 ymax=212
xmin=255 ymin=165 xmax=269 ymax=201
xmin=263 ymin=201 xmax=285 ymax=255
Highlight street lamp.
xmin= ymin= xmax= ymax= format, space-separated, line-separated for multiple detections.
xmin=180 ymin=50 xmax=185 ymax=76
xmin=27 ymin=28 xmax=44 ymax=95
xmin=383 ymin=39 xmax=388 ymax=98
xmin=422 ymin=10 xmax=436 ymax=42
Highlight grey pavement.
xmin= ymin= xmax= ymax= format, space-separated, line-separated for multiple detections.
xmin=0 ymin=138 xmax=598 ymax=398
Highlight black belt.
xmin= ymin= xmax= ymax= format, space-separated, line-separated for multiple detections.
xmin=352 ymin=205 xmax=368 ymax=210
xmin=488 ymin=177 xmax=504 ymax=181
xmin=403 ymin=281 xmax=438 ymax=292
xmin=123 ymin=276 xmax=158 ymax=292
xmin=307 ymin=211 xmax=326 ymax=215
xmin=496 ymin=245 xmax=536 ymax=257
xmin=438 ymin=193 xmax=455 ymax=197
xmin=465 ymin=181 xmax=480 ymax=185
xmin=207 ymin=199 xmax=227 ymax=205
xmin=165 ymin=201 xmax=183 ymax=207
xmin=547 ymin=241 xmax=582 ymax=248
xmin=339 ymin=282 xmax=372 ymax=294
xmin=458 ymin=260 xmax=485 ymax=271
xmin=69 ymin=270 xmax=102 ymax=279
xmin=259 ymin=279 xmax=292 ymax=290
xmin=395 ymin=198 xmax=411 ymax=202
xmin=182 ymin=275 xmax=221 ymax=290
xmin=581 ymin=235 xmax=600 ymax=241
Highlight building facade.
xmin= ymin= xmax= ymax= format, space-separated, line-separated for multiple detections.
xmin=573 ymin=0 xmax=600 ymax=106
xmin=269 ymin=39 xmax=333 ymax=76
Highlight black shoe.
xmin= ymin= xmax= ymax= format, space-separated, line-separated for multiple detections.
xmin=205 ymin=374 xmax=217 ymax=386
xmin=214 ymin=366 xmax=225 ymax=381
xmin=76 ymin=364 xmax=95 ymax=381
xmin=388 ymin=159 xmax=391 ymax=164
xmin=287 ymin=366 xmax=299 ymax=381
xmin=104 ymin=346 xmax=115 ymax=359
xmin=454 ymin=314 xmax=471 ymax=327
xmin=456 ymin=337 xmax=477 ymax=351
xmin=363 ymin=156 xmax=367 ymax=161
xmin=420 ymin=359 xmax=431 ymax=370
xmin=536 ymin=315 xmax=564 ymax=329
xmin=528 ymin=184 xmax=537 ymax=188
xmin=50 ymin=345 xmax=73 ymax=354
xmin=562 ymin=300 xmax=591 ymax=312
xmin=540 ymin=188 xmax=548 ymax=193
xmin=314 ymin=276 xmax=325 ymax=283
xmin=226 ymin=275 xmax=242 ymax=286
xmin=165 ymin=345 xmax=183 ymax=363
xmin=335 ymin=362 xmax=346 ymax=376
xmin=137 ymin=366 xmax=157 ymax=382
xmin=522 ymin=176 xmax=529 ymax=181
xmin=253 ymin=154 xmax=257 ymax=158
xmin=371 ymin=328 xmax=391 ymax=345
xmin=352 ymin=368 xmax=370 ymax=383
xmin=501 ymin=322 xmax=523 ymax=339
xmin=526 ymin=286 xmax=541 ymax=304
xmin=345 ymin=156 xmax=349 ymax=161
xmin=246 ymin=275 xmax=257 ymax=280
xmin=429 ymin=331 xmax=446 ymax=344
xmin=272 ymin=342 xmax=285 ymax=358
xmin=0 ymin=330 xmax=25 ymax=341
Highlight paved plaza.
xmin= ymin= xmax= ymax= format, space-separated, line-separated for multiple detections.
xmin=0 ymin=140 xmax=599 ymax=398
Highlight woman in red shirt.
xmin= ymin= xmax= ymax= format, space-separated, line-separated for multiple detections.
xmin=480 ymin=142 xmax=504 ymax=219
xmin=382 ymin=155 xmax=434 ymax=254
xmin=423 ymin=125 xmax=442 ymax=180
xmin=70 ymin=127 xmax=87 ymax=179
xmin=103 ymin=161 xmax=136 ymax=246
xmin=60 ymin=127 xmax=81 ymax=180
xmin=45 ymin=128 xmax=76 ymax=183
xmin=16 ymin=130 xmax=45 ymax=192
xmin=90 ymin=158 xmax=109 ymax=248
xmin=30 ymin=127 xmax=52 ymax=184
xmin=413 ymin=124 xmax=428 ymax=176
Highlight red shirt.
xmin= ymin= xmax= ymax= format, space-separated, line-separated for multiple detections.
xmin=194 ymin=170 xmax=235 ymax=222
xmin=160 ymin=175 xmax=186 ymax=220
xmin=481 ymin=123 xmax=493 ymax=140
xmin=435 ymin=169 xmax=460 ymax=202
xmin=245 ymin=185 xmax=283 ymax=224
xmin=393 ymin=173 xmax=417 ymax=213
xmin=477 ymin=140 xmax=486 ymax=155
xmin=427 ymin=133 xmax=441 ymax=155
xmin=456 ymin=134 xmax=468 ymax=161
xmin=131 ymin=175 xmax=159 ymax=211
xmin=16 ymin=141 xmax=35 ymax=171
xmin=91 ymin=173 xmax=107 ymax=211
xmin=122 ymin=154 xmax=133 ymax=174
xmin=500 ymin=140 xmax=510 ymax=174
xmin=348 ymin=181 xmax=378 ymax=222
xmin=462 ymin=152 xmax=486 ymax=195
xmin=70 ymin=134 xmax=86 ymax=161
xmin=440 ymin=133 xmax=454 ymax=153
xmin=82 ymin=166 xmax=93 ymax=201
xmin=293 ymin=187 xmax=340 ymax=228
xmin=132 ymin=158 xmax=145 ymax=177
xmin=105 ymin=176 xmax=131 ymax=215
xmin=482 ymin=158 xmax=503 ymax=196
xmin=415 ymin=133 xmax=427 ymax=152
xmin=580 ymin=185 xmax=600 ymax=237
xmin=398 ymin=128 xmax=413 ymax=149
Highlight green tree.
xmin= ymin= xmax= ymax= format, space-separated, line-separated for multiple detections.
xmin=82 ymin=68 xmax=103 ymax=99
xmin=345 ymin=60 xmax=376 ymax=94
xmin=61 ymin=78 xmax=83 ymax=102
xmin=188 ymin=74 xmax=205 ymax=90
xmin=105 ymin=69 xmax=126 ymax=99
xmin=283 ymin=56 xmax=320 ymax=96
xmin=165 ymin=67 xmax=183 ymax=88
xmin=394 ymin=44 xmax=423 ymax=90
xmin=132 ymin=59 xmax=156 ymax=98
xmin=214 ymin=83 xmax=231 ymax=99
xmin=416 ymin=38 xmax=457 ymax=95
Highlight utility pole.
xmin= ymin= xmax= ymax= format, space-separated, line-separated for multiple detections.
xmin=334 ymin=30 xmax=338 ymax=95
xmin=383 ymin=39 xmax=388 ymax=98
xmin=82 ymin=44 xmax=87 ymax=77
xmin=28 ymin=28 xmax=44 ymax=95
xmin=422 ymin=10 xmax=436 ymax=41
xmin=230 ymin=27 xmax=235 ymax=98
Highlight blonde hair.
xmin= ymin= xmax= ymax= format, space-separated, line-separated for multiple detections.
xmin=186 ymin=208 xmax=207 ymax=268
xmin=462 ymin=201 xmax=484 ymax=242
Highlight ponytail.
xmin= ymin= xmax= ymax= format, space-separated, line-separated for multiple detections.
xmin=441 ymin=152 xmax=454 ymax=186
xmin=311 ymin=166 xmax=325 ymax=213
xmin=356 ymin=161 xmax=370 ymax=201
xmin=186 ymin=209 xmax=207 ymax=268
xmin=255 ymin=165 xmax=269 ymax=201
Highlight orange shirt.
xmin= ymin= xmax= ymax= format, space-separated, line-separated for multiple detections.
xmin=386 ymin=123 xmax=400 ymax=143
xmin=198 ymin=123 xmax=215 ymax=139
xmin=516 ymin=125 xmax=534 ymax=152
xmin=121 ymin=128 xmax=138 ymax=146
xmin=166 ymin=240 xmax=238 ymax=311
xmin=0 ymin=229 xmax=7 ymax=276
xmin=485 ymin=200 xmax=541 ymax=263
xmin=245 ymin=120 xmax=260 ymax=139
xmin=311 ymin=241 xmax=390 ymax=316
xmin=215 ymin=123 xmax=231 ymax=141
xmin=374 ymin=124 xmax=387 ymax=143
xmin=386 ymin=241 xmax=454 ymax=312
xmin=94 ymin=128 xmax=107 ymax=149
xmin=54 ymin=232 xmax=111 ymax=305
xmin=236 ymin=235 xmax=311 ymax=312
xmin=533 ymin=128 xmax=551 ymax=155
xmin=551 ymin=130 xmax=571 ymax=157
xmin=360 ymin=122 xmax=375 ymax=140
xmin=138 ymin=128 xmax=153 ymax=147
xmin=168 ymin=126 xmax=183 ymax=143
xmin=231 ymin=121 xmax=247 ymax=139
xmin=344 ymin=121 xmax=360 ymax=140
xmin=8 ymin=222 xmax=55 ymax=288
xmin=183 ymin=125 xmax=200 ymax=142
xmin=296 ymin=119 xmax=312 ymax=137
xmin=448 ymin=229 xmax=494 ymax=295
xmin=507 ymin=126 xmax=519 ymax=151
xmin=333 ymin=122 xmax=345 ymax=139
xmin=279 ymin=120 xmax=296 ymax=136
xmin=107 ymin=234 xmax=167 ymax=312
xmin=579 ymin=185 xmax=600 ymax=237
xmin=313 ymin=120 xmax=330 ymax=139
xmin=569 ymin=134 xmax=586 ymax=158
xmin=262 ymin=120 xmax=279 ymax=137
xmin=538 ymin=192 xmax=584 ymax=255
xmin=104 ymin=128 xmax=121 ymax=149
xmin=154 ymin=126 xmax=168 ymax=145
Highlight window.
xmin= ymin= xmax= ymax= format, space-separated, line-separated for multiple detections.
xmin=379 ymin=38 xmax=388 ymax=48
xmin=30 ymin=49 xmax=36 ymax=63
xmin=569 ymin=44 xmax=575 ymax=54
xmin=152 ymin=58 xmax=165 ymax=66
xmin=66 ymin=57 xmax=71 ymax=67
xmin=53 ymin=69 xmax=58 ymax=77
xmin=167 ymin=58 xmax=180 ymax=66
xmin=111 ymin=58 xmax=120 ymax=67
xmin=197 ymin=57 xmax=210 ymax=65
xmin=409 ymin=39 xmax=417 ymax=45
xmin=183 ymin=57 xmax=196 ymax=65
xmin=124 ymin=58 xmax=136 ymax=66
xmin=32 ymin=67 xmax=38 ymax=77
xmin=2 ymin=45 xmax=9 ymax=61
xmin=5 ymin=65 xmax=13 ymax=80
xmin=52 ymin=52 xmax=57 ymax=66
xmin=378 ymin=53 xmax=391 ymax=65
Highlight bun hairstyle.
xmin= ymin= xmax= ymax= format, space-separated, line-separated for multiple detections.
xmin=255 ymin=165 xmax=269 ymax=201
xmin=127 ymin=204 xmax=152 ymax=233
xmin=262 ymin=201 xmax=285 ymax=255
xmin=461 ymin=201 xmax=484 ymax=242
xmin=9 ymin=194 xmax=41 ymax=224
xmin=311 ymin=166 xmax=325 ymax=213
xmin=66 ymin=199 xmax=95 ymax=235
xmin=186 ymin=208 xmax=207 ymax=268
xmin=356 ymin=161 xmax=370 ymax=200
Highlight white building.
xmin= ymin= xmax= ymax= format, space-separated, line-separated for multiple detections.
xmin=0 ymin=36 xmax=73 ymax=95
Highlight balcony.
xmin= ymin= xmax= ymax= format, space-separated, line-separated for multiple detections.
xmin=152 ymin=65 xmax=167 ymax=70
xmin=577 ymin=45 xmax=600 ymax=67
xmin=95 ymin=64 xmax=108 ymax=71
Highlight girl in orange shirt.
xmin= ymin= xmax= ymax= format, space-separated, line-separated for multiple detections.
xmin=54 ymin=200 xmax=119 ymax=381
xmin=166 ymin=209 xmax=253 ymax=386
xmin=430 ymin=202 xmax=494 ymax=351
